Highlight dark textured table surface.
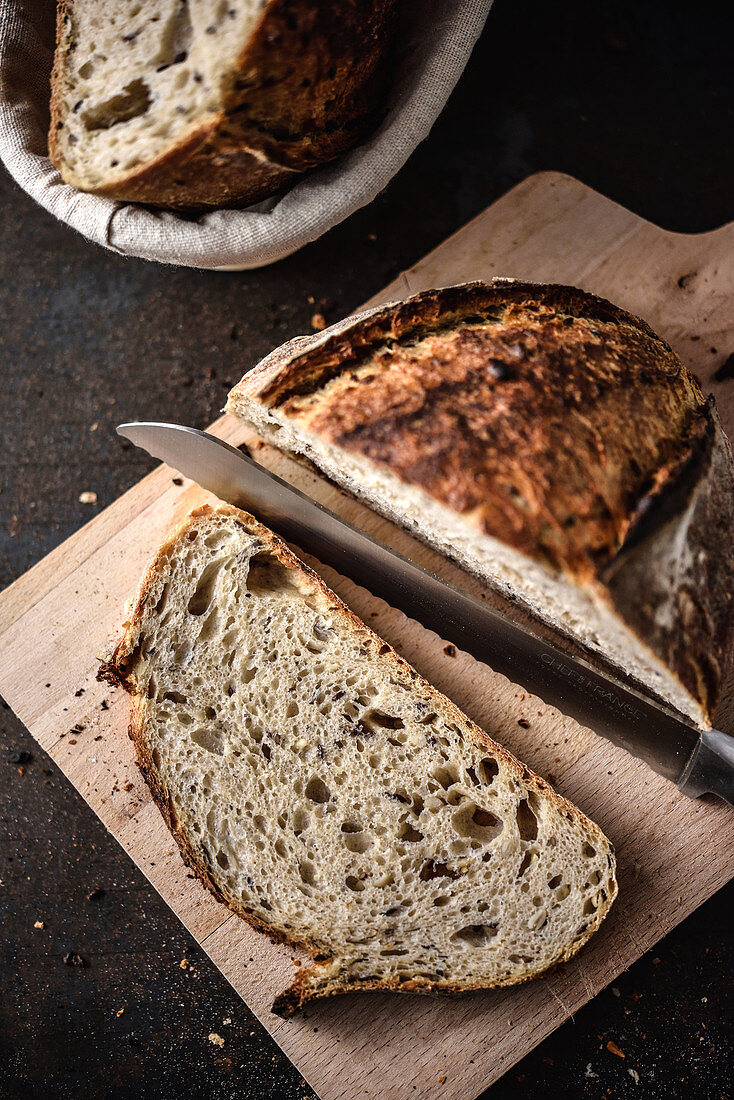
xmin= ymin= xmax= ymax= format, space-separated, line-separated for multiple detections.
xmin=1 ymin=2 xmax=732 ymax=1098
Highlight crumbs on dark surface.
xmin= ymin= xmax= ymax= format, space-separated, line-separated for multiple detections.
xmin=9 ymin=750 xmax=32 ymax=765
xmin=63 ymin=952 xmax=87 ymax=968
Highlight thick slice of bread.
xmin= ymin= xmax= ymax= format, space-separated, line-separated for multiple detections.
xmin=50 ymin=0 xmax=396 ymax=210
xmin=101 ymin=503 xmax=616 ymax=1014
xmin=226 ymin=280 xmax=734 ymax=729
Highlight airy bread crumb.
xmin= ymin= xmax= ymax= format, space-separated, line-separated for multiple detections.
xmin=102 ymin=504 xmax=617 ymax=1014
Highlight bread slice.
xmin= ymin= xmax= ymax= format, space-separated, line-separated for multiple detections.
xmin=101 ymin=503 xmax=617 ymax=1014
xmin=49 ymin=0 xmax=396 ymax=210
xmin=226 ymin=280 xmax=734 ymax=729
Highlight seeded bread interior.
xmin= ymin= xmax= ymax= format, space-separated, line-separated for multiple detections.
xmin=50 ymin=0 xmax=396 ymax=209
xmin=102 ymin=503 xmax=617 ymax=1014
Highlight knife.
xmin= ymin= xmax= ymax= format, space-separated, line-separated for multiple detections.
xmin=118 ymin=421 xmax=734 ymax=805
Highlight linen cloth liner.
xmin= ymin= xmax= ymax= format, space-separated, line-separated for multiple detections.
xmin=0 ymin=0 xmax=492 ymax=269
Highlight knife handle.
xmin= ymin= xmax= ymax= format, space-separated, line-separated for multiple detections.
xmin=678 ymin=728 xmax=734 ymax=805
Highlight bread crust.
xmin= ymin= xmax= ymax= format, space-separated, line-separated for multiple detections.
xmin=50 ymin=0 xmax=396 ymax=210
xmin=227 ymin=280 xmax=734 ymax=725
xmin=100 ymin=503 xmax=617 ymax=1013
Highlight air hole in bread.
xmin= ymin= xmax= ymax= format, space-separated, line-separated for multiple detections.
xmin=431 ymin=764 xmax=458 ymax=790
xmin=386 ymin=731 xmax=409 ymax=747
xmin=343 ymin=832 xmax=373 ymax=854
xmin=190 ymin=727 xmax=224 ymax=755
xmin=154 ymin=0 xmax=193 ymax=71
xmin=364 ymin=710 xmax=404 ymax=731
xmin=246 ymin=552 xmax=298 ymax=597
xmin=188 ymin=557 xmax=230 ymax=615
xmin=452 ymin=923 xmax=498 ymax=948
xmin=197 ymin=606 xmax=220 ymax=642
xmin=452 ymin=802 xmax=503 ymax=843
xmin=479 ymin=758 xmax=499 ymax=784
xmin=155 ymin=582 xmax=170 ymax=614
xmin=516 ymin=798 xmax=538 ymax=842
xmin=82 ymin=78 xmax=152 ymax=131
xmin=299 ymin=860 xmax=317 ymax=886
xmin=518 ymin=850 xmax=534 ymax=878
xmin=419 ymin=860 xmax=459 ymax=882
xmin=305 ymin=776 xmax=330 ymax=804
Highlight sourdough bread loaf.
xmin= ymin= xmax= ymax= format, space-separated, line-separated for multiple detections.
xmin=49 ymin=0 xmax=396 ymax=210
xmin=101 ymin=503 xmax=617 ymax=1013
xmin=226 ymin=280 xmax=734 ymax=728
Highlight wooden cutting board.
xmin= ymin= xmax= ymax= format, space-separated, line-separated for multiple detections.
xmin=1 ymin=172 xmax=733 ymax=1100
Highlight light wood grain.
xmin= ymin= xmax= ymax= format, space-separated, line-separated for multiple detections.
xmin=1 ymin=172 xmax=733 ymax=1100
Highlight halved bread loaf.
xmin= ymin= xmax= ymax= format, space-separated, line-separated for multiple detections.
xmin=50 ymin=0 xmax=396 ymax=210
xmin=101 ymin=503 xmax=616 ymax=1014
xmin=226 ymin=280 xmax=734 ymax=728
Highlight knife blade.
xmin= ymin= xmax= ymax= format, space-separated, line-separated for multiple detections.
xmin=118 ymin=421 xmax=734 ymax=805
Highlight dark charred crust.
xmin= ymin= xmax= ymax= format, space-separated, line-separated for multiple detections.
xmin=610 ymin=400 xmax=715 ymax=559
xmin=241 ymin=279 xmax=703 ymax=581
xmin=253 ymin=281 xmax=668 ymax=406
xmin=96 ymin=660 xmax=126 ymax=688
xmin=230 ymin=280 xmax=734 ymax=722
xmin=223 ymin=0 xmax=398 ymax=172
xmin=603 ymin=399 xmax=734 ymax=720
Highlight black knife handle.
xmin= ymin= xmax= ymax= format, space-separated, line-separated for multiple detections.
xmin=678 ymin=728 xmax=734 ymax=805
